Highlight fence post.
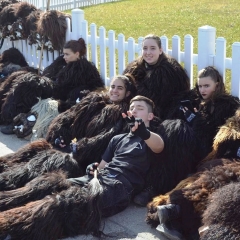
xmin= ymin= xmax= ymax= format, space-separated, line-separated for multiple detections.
xmin=99 ymin=26 xmax=107 ymax=84
xmin=184 ymin=34 xmax=193 ymax=88
xmin=172 ymin=35 xmax=180 ymax=62
xmin=118 ymin=33 xmax=125 ymax=74
xmin=108 ymin=30 xmax=116 ymax=82
xmin=231 ymin=42 xmax=240 ymax=98
xmin=215 ymin=37 xmax=226 ymax=82
xmin=198 ymin=25 xmax=216 ymax=71
xmin=71 ymin=9 xmax=85 ymax=40
xmin=160 ymin=36 xmax=168 ymax=54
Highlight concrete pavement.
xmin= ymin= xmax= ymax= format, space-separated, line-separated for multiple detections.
xmin=0 ymin=127 xmax=168 ymax=240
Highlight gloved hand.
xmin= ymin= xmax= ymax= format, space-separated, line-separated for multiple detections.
xmin=124 ymin=115 xmax=150 ymax=140
xmin=86 ymin=162 xmax=99 ymax=176
xmin=55 ymin=136 xmax=66 ymax=148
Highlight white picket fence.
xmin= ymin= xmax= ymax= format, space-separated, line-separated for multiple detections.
xmin=1 ymin=9 xmax=240 ymax=97
xmin=21 ymin=0 xmax=120 ymax=11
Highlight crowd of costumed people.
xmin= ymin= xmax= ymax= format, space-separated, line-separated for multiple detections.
xmin=0 ymin=3 xmax=240 ymax=239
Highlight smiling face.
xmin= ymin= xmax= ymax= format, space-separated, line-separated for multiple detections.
xmin=129 ymin=100 xmax=153 ymax=127
xmin=63 ymin=48 xmax=80 ymax=64
xmin=198 ymin=76 xmax=218 ymax=100
xmin=109 ymin=77 xmax=130 ymax=103
xmin=142 ymin=38 xmax=163 ymax=65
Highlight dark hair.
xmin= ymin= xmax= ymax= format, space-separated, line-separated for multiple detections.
xmin=196 ymin=66 xmax=226 ymax=100
xmin=130 ymin=95 xmax=155 ymax=113
xmin=139 ymin=34 xmax=167 ymax=67
xmin=110 ymin=74 xmax=137 ymax=103
xmin=64 ymin=38 xmax=86 ymax=57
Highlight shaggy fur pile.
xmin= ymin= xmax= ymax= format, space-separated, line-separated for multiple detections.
xmin=202 ymin=107 xmax=240 ymax=162
xmin=46 ymin=91 xmax=130 ymax=172
xmin=144 ymin=119 xmax=200 ymax=196
xmin=201 ymin=182 xmax=240 ymax=239
xmin=37 ymin=10 xmax=70 ymax=51
xmin=1 ymin=72 xmax=53 ymax=123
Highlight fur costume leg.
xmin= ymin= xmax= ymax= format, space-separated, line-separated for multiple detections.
xmin=0 ymin=139 xmax=52 ymax=173
xmin=0 ymin=171 xmax=71 ymax=211
xmin=201 ymin=182 xmax=240 ymax=239
xmin=0 ymin=180 xmax=103 ymax=239
xmin=0 ymin=148 xmax=81 ymax=191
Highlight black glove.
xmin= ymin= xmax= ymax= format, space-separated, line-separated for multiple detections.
xmin=55 ymin=136 xmax=66 ymax=148
xmin=124 ymin=115 xmax=150 ymax=140
xmin=86 ymin=162 xmax=98 ymax=176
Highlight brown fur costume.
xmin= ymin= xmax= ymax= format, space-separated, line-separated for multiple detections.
xmin=200 ymin=182 xmax=240 ymax=239
xmin=46 ymin=91 xmax=132 ymax=172
xmin=1 ymin=72 xmax=53 ymax=123
xmin=146 ymin=109 xmax=240 ymax=239
xmin=123 ymin=57 xmax=196 ymax=120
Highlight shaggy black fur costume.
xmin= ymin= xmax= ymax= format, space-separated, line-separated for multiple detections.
xmin=201 ymin=182 xmax=240 ymax=239
xmin=123 ymin=57 xmax=195 ymax=119
xmin=0 ymin=183 xmax=102 ymax=240
xmin=46 ymin=92 xmax=132 ymax=172
xmin=42 ymin=55 xmax=104 ymax=102
xmin=0 ymin=47 xmax=28 ymax=68
xmin=0 ymin=139 xmax=52 ymax=172
xmin=144 ymin=119 xmax=200 ymax=196
xmin=37 ymin=10 xmax=70 ymax=51
xmin=1 ymin=72 xmax=53 ymax=123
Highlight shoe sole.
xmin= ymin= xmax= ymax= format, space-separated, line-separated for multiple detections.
xmin=157 ymin=205 xmax=168 ymax=224
xmin=156 ymin=224 xmax=184 ymax=240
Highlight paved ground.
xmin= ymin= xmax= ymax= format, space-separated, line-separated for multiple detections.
xmin=0 ymin=127 xmax=168 ymax=240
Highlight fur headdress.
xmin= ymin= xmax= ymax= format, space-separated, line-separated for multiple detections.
xmin=36 ymin=10 xmax=70 ymax=51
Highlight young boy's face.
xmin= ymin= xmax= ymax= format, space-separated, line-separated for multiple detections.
xmin=129 ymin=100 xmax=153 ymax=126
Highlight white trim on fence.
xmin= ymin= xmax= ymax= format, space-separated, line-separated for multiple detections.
xmin=20 ymin=0 xmax=120 ymax=11
xmin=1 ymin=8 xmax=240 ymax=97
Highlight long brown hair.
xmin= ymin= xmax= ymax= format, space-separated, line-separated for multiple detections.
xmin=196 ymin=66 xmax=226 ymax=101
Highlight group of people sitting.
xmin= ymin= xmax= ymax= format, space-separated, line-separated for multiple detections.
xmin=0 ymin=33 xmax=239 ymax=240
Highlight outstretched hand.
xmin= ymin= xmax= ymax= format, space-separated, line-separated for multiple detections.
xmin=122 ymin=111 xmax=150 ymax=140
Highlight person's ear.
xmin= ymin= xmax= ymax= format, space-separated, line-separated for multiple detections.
xmin=148 ymin=112 xmax=154 ymax=121
xmin=125 ymin=91 xmax=130 ymax=97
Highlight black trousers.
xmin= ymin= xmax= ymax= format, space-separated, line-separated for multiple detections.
xmin=68 ymin=169 xmax=134 ymax=217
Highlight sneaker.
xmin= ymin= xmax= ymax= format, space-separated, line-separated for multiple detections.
xmin=1 ymin=124 xmax=14 ymax=134
xmin=156 ymin=222 xmax=184 ymax=240
xmin=133 ymin=186 xmax=155 ymax=206
xmin=157 ymin=204 xmax=180 ymax=224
